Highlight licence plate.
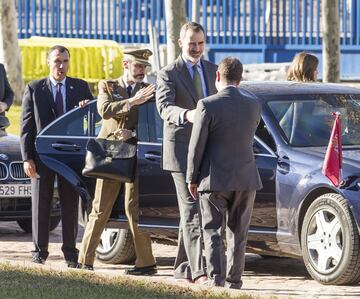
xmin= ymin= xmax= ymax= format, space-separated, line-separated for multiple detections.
xmin=0 ymin=184 xmax=31 ymax=197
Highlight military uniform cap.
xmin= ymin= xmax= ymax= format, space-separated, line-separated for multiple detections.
xmin=123 ymin=48 xmax=152 ymax=66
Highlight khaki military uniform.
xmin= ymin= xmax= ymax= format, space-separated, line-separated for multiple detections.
xmin=78 ymin=78 xmax=155 ymax=267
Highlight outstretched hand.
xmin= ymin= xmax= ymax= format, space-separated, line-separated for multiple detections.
xmin=129 ymin=84 xmax=156 ymax=107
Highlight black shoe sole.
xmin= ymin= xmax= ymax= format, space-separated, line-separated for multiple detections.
xmin=125 ymin=269 xmax=157 ymax=276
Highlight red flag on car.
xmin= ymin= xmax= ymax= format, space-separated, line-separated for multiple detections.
xmin=322 ymin=113 xmax=342 ymax=187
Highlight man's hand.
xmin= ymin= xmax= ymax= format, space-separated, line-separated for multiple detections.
xmin=188 ymin=183 xmax=199 ymax=200
xmin=0 ymin=102 xmax=7 ymax=113
xmin=113 ymin=128 xmax=134 ymax=141
xmin=128 ymin=84 xmax=156 ymax=107
xmin=78 ymin=99 xmax=90 ymax=108
xmin=185 ymin=109 xmax=196 ymax=123
xmin=23 ymin=160 xmax=37 ymax=178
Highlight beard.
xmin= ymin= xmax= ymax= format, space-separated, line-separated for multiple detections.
xmin=132 ymin=73 xmax=145 ymax=83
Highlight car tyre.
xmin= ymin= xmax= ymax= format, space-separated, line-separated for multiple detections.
xmin=301 ymin=193 xmax=360 ymax=285
xmin=17 ymin=216 xmax=61 ymax=233
xmin=96 ymin=228 xmax=136 ymax=264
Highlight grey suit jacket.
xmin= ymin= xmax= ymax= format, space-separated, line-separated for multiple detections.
xmin=186 ymin=86 xmax=263 ymax=192
xmin=0 ymin=63 xmax=14 ymax=116
xmin=156 ymin=55 xmax=217 ymax=172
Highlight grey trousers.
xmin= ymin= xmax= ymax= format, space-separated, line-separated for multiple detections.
xmin=199 ymin=190 xmax=256 ymax=289
xmin=171 ymin=172 xmax=205 ymax=280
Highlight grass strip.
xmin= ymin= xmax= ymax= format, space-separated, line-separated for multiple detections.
xmin=0 ymin=262 xmax=263 ymax=299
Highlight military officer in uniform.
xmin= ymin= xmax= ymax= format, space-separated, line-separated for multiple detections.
xmin=78 ymin=49 xmax=157 ymax=275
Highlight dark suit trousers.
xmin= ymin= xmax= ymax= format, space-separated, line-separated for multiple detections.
xmin=171 ymin=172 xmax=205 ymax=280
xmin=31 ymin=157 xmax=79 ymax=261
xmin=199 ymin=190 xmax=256 ymax=288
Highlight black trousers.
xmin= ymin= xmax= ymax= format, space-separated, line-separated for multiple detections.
xmin=31 ymin=157 xmax=79 ymax=261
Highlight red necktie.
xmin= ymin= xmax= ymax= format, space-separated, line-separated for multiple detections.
xmin=55 ymin=83 xmax=64 ymax=117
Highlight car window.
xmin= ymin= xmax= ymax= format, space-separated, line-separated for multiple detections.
xmin=42 ymin=105 xmax=90 ymax=136
xmin=255 ymin=118 xmax=276 ymax=152
xmin=268 ymin=94 xmax=360 ymax=147
xmin=137 ymin=100 xmax=163 ymax=143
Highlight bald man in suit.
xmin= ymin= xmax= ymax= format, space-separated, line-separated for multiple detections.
xmin=156 ymin=22 xmax=217 ymax=283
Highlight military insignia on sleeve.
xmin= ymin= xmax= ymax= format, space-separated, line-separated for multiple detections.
xmin=113 ymin=93 xmax=123 ymax=99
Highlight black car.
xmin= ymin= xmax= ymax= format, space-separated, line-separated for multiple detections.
xmin=36 ymin=82 xmax=360 ymax=285
xmin=0 ymin=115 xmax=60 ymax=232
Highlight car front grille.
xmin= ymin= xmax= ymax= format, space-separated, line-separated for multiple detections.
xmin=0 ymin=162 xmax=8 ymax=180
xmin=10 ymin=162 xmax=28 ymax=179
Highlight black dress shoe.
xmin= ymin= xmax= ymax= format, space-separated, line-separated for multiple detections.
xmin=77 ymin=263 xmax=94 ymax=271
xmin=125 ymin=264 xmax=157 ymax=276
xmin=67 ymin=260 xmax=79 ymax=268
xmin=32 ymin=256 xmax=45 ymax=264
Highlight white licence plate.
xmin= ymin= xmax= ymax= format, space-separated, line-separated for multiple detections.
xmin=0 ymin=184 xmax=31 ymax=197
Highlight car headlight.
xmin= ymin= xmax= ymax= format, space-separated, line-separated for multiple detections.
xmin=357 ymin=181 xmax=360 ymax=189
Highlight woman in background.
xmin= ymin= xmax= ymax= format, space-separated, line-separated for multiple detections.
xmin=287 ymin=52 xmax=319 ymax=82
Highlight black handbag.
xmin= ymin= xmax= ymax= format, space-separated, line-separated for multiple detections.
xmin=82 ymin=136 xmax=137 ymax=182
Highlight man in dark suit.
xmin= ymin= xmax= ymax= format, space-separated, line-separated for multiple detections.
xmin=156 ymin=22 xmax=217 ymax=283
xmin=20 ymin=45 xmax=93 ymax=266
xmin=187 ymin=57 xmax=263 ymax=289
xmin=0 ymin=63 xmax=14 ymax=116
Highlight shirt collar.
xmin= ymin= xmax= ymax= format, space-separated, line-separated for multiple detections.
xmin=182 ymin=54 xmax=202 ymax=69
xmin=217 ymin=84 xmax=238 ymax=92
xmin=122 ymin=76 xmax=136 ymax=89
xmin=49 ymin=75 xmax=66 ymax=87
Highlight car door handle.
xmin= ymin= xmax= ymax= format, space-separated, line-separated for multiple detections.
xmin=51 ymin=143 xmax=81 ymax=152
xmin=277 ymin=151 xmax=290 ymax=173
xmin=144 ymin=152 xmax=161 ymax=161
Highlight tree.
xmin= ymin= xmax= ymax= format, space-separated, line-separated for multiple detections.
xmin=322 ymin=0 xmax=340 ymax=82
xmin=164 ymin=0 xmax=186 ymax=64
xmin=0 ymin=1 xmax=24 ymax=104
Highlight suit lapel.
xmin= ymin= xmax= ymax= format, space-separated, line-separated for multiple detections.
xmin=43 ymin=78 xmax=56 ymax=117
xmin=175 ymin=56 xmax=198 ymax=103
xmin=65 ymin=77 xmax=76 ymax=111
xmin=201 ymin=60 xmax=215 ymax=97
xmin=117 ymin=78 xmax=130 ymax=99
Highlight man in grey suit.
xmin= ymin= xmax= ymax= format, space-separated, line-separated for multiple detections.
xmin=156 ymin=22 xmax=217 ymax=283
xmin=187 ymin=57 xmax=263 ymax=289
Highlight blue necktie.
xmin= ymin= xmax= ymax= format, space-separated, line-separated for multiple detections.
xmin=127 ymin=85 xmax=132 ymax=98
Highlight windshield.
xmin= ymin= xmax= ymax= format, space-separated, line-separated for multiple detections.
xmin=267 ymin=94 xmax=360 ymax=147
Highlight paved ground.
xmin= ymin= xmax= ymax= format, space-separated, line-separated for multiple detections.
xmin=1 ymin=221 xmax=360 ymax=298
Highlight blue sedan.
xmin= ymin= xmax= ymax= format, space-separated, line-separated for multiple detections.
xmin=36 ymin=81 xmax=360 ymax=285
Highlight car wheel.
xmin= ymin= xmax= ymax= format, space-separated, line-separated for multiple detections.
xmin=96 ymin=228 xmax=136 ymax=264
xmin=17 ymin=216 xmax=61 ymax=233
xmin=301 ymin=193 xmax=360 ymax=285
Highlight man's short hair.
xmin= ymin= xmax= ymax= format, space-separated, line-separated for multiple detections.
xmin=218 ymin=57 xmax=243 ymax=84
xmin=47 ymin=45 xmax=70 ymax=59
xmin=179 ymin=22 xmax=205 ymax=39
